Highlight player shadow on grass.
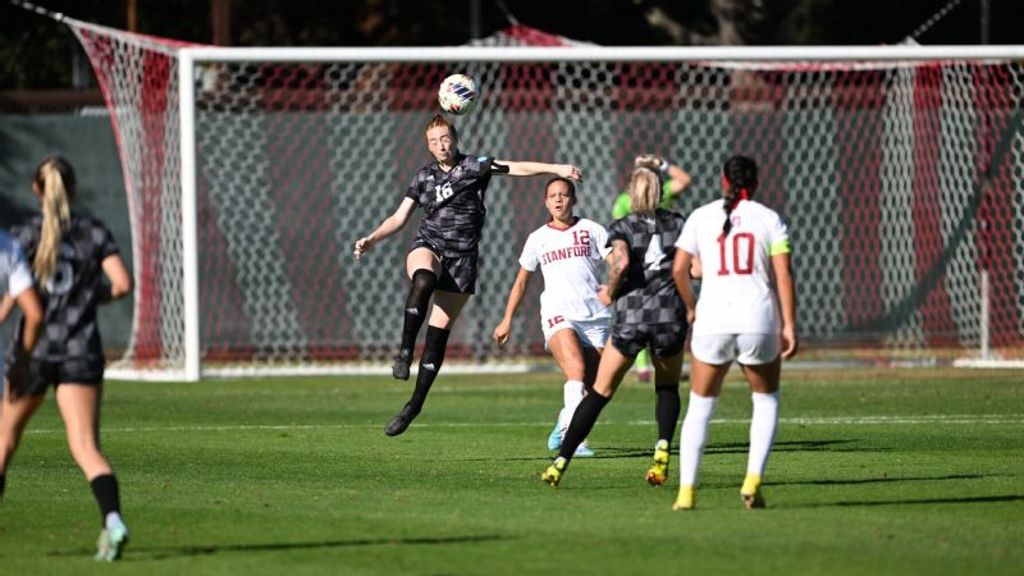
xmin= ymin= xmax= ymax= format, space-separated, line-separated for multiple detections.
xmin=797 ymin=494 xmax=1024 ymax=508
xmin=47 ymin=533 xmax=508 ymax=561
xmin=587 ymin=439 xmax=861 ymax=460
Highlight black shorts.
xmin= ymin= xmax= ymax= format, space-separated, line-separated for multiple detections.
xmin=611 ymin=321 xmax=687 ymax=359
xmin=409 ymin=236 xmax=478 ymax=294
xmin=19 ymin=358 xmax=105 ymax=396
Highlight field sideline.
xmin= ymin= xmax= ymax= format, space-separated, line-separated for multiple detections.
xmin=1 ymin=368 xmax=1020 ymax=575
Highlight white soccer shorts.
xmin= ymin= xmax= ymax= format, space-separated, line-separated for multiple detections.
xmin=541 ymin=314 xmax=610 ymax=350
xmin=690 ymin=332 xmax=781 ymax=365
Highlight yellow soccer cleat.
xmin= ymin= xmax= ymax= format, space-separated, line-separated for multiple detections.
xmin=672 ymin=485 xmax=695 ymax=511
xmin=644 ymin=439 xmax=670 ymax=486
xmin=541 ymin=457 xmax=567 ymax=488
xmin=741 ymin=474 xmax=766 ymax=509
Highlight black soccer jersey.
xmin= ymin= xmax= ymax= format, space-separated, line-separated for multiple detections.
xmin=606 ymin=209 xmax=687 ymax=325
xmin=10 ymin=213 xmax=120 ymax=363
xmin=405 ymin=153 xmax=494 ymax=255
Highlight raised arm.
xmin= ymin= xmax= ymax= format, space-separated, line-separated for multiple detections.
xmin=664 ymin=162 xmax=692 ymax=196
xmin=599 ymin=239 xmax=630 ymax=307
xmin=493 ymin=160 xmax=581 ymax=181
xmin=354 ymin=197 xmax=418 ymax=260
xmin=672 ymin=249 xmax=697 ymax=325
xmin=771 ymin=252 xmax=798 ymax=359
xmin=492 ymin=267 xmax=533 ymax=345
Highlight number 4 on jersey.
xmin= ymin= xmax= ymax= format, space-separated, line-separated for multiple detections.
xmin=644 ymin=235 xmax=664 ymax=271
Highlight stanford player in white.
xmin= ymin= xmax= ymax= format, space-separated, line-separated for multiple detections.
xmin=493 ymin=178 xmax=611 ymax=456
xmin=670 ymin=155 xmax=798 ymax=511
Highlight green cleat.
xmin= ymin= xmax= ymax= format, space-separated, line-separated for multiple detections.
xmin=94 ymin=517 xmax=129 ymax=561
xmin=541 ymin=457 xmax=567 ymax=487
xmin=644 ymin=439 xmax=670 ymax=486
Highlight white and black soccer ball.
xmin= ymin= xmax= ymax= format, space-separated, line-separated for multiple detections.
xmin=438 ymin=73 xmax=479 ymax=116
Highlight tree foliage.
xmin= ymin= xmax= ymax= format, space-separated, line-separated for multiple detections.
xmin=1 ymin=0 xmax=1021 ymax=89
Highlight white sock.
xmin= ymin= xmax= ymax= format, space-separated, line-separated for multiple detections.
xmin=679 ymin=391 xmax=718 ymax=487
xmin=747 ymin=391 xmax=780 ymax=477
xmin=559 ymin=380 xmax=585 ymax=431
xmin=105 ymin=511 xmax=124 ymax=530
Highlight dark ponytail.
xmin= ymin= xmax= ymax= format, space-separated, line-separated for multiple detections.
xmin=721 ymin=155 xmax=758 ymax=237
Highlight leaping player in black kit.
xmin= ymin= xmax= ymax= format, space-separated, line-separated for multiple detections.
xmin=354 ymin=115 xmax=582 ymax=436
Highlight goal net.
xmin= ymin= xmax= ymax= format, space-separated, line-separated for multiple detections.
xmin=67 ymin=19 xmax=1024 ymax=379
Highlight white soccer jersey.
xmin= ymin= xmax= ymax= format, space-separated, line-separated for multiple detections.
xmin=0 ymin=232 xmax=34 ymax=375
xmin=519 ymin=218 xmax=611 ymax=323
xmin=676 ymin=199 xmax=790 ymax=335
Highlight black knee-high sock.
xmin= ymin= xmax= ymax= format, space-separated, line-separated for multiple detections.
xmin=655 ymin=386 xmax=681 ymax=445
xmin=408 ymin=326 xmax=450 ymax=413
xmin=0 ymin=473 xmax=5 ymax=498
xmin=558 ymin=392 xmax=610 ymax=461
xmin=89 ymin=474 xmax=121 ymax=526
xmin=400 ymin=270 xmax=438 ymax=353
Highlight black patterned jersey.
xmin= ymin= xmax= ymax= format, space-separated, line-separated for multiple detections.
xmin=10 ymin=214 xmax=120 ymax=363
xmin=405 ymin=153 xmax=494 ymax=255
xmin=606 ymin=209 xmax=687 ymax=326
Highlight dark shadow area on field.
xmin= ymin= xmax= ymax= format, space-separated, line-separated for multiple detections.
xmin=468 ymin=439 xmax=864 ymax=462
xmin=46 ymin=533 xmax=508 ymax=561
xmin=771 ymin=472 xmax=1001 ymax=488
xmin=798 ymin=494 xmax=1024 ymax=508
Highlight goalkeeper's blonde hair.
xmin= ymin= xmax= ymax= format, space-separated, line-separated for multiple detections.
xmin=628 ymin=167 xmax=661 ymax=216
xmin=33 ymin=156 xmax=76 ymax=289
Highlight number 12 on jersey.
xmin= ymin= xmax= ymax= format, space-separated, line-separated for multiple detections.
xmin=717 ymin=232 xmax=755 ymax=276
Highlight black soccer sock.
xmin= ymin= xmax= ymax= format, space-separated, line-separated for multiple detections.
xmin=89 ymin=474 xmax=121 ymax=526
xmin=0 ymin=473 xmax=5 ymax=499
xmin=408 ymin=326 xmax=450 ymax=413
xmin=399 ymin=270 xmax=438 ymax=353
xmin=558 ymin=392 xmax=611 ymax=461
xmin=655 ymin=385 xmax=681 ymax=445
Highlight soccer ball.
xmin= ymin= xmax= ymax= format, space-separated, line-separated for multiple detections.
xmin=438 ymin=73 xmax=479 ymax=116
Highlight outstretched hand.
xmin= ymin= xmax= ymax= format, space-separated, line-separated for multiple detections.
xmin=561 ymin=164 xmax=583 ymax=182
xmin=353 ymin=236 xmax=373 ymax=260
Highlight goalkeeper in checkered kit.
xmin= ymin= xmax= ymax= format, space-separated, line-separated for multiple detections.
xmin=354 ymin=115 xmax=581 ymax=436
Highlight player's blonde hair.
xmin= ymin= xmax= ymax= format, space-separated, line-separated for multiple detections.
xmin=425 ymin=114 xmax=458 ymax=143
xmin=628 ymin=167 xmax=661 ymax=216
xmin=33 ymin=156 xmax=76 ymax=288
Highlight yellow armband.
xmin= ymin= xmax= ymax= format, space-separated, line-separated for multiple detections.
xmin=769 ymin=239 xmax=791 ymax=256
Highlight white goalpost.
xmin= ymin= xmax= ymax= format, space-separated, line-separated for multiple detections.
xmin=53 ymin=14 xmax=1024 ymax=380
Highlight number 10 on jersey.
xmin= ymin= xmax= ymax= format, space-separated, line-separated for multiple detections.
xmin=717 ymin=232 xmax=755 ymax=276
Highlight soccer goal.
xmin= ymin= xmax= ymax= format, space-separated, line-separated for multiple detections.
xmin=61 ymin=16 xmax=1024 ymax=380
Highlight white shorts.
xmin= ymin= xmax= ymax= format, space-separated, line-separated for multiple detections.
xmin=690 ymin=333 xmax=780 ymax=365
xmin=541 ymin=314 xmax=610 ymax=350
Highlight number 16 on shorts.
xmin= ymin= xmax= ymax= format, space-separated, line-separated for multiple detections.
xmin=546 ymin=315 xmax=567 ymax=330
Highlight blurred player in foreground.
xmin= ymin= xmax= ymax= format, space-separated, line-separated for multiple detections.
xmin=0 ymin=156 xmax=134 ymax=559
xmin=354 ymin=115 xmax=581 ymax=436
xmin=493 ymin=177 xmax=611 ymax=457
xmin=670 ymin=155 xmax=798 ymax=511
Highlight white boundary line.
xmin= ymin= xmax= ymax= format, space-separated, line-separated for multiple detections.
xmin=23 ymin=414 xmax=1023 ymax=435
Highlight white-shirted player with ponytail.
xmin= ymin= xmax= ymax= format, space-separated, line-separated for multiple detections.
xmin=493 ymin=177 xmax=611 ymax=456
xmin=670 ymin=155 xmax=798 ymax=511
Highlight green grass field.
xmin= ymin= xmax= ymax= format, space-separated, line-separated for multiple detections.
xmin=1 ymin=367 xmax=1021 ymax=575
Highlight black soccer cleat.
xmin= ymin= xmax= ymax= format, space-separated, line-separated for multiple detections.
xmin=385 ymin=404 xmax=419 ymax=436
xmin=392 ymin=349 xmax=413 ymax=380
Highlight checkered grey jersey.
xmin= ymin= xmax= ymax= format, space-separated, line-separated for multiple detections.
xmin=405 ymin=153 xmax=494 ymax=255
xmin=606 ymin=208 xmax=687 ymax=325
xmin=10 ymin=214 xmax=120 ymax=363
